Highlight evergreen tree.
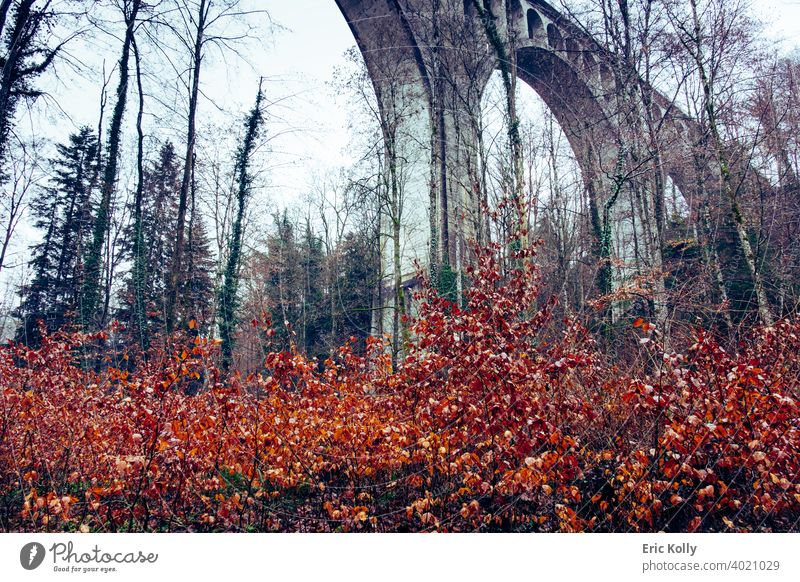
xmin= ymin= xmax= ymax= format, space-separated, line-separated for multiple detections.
xmin=81 ymin=0 xmax=143 ymax=330
xmin=327 ymin=228 xmax=379 ymax=353
xmin=16 ymin=126 xmax=99 ymax=344
xmin=299 ymin=220 xmax=326 ymax=358
xmin=119 ymin=140 xmax=213 ymax=341
xmin=118 ymin=141 xmax=180 ymax=338
xmin=264 ymin=210 xmax=303 ymax=352
xmin=247 ymin=215 xmax=380 ymax=361
xmin=181 ymin=202 xmax=215 ymax=334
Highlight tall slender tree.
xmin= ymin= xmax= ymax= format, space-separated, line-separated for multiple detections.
xmin=217 ymin=80 xmax=264 ymax=370
xmin=666 ymin=0 xmax=774 ymax=326
xmin=81 ymin=0 xmax=143 ymax=329
xmin=162 ymin=0 xmax=265 ymax=333
xmin=118 ymin=141 xmax=179 ymax=337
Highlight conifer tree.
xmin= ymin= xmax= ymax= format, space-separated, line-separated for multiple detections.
xmin=332 ymin=228 xmax=379 ymax=348
xmin=16 ymin=127 xmax=99 ymax=344
xmin=181 ymin=191 xmax=215 ymax=333
xmin=118 ymin=141 xmax=180 ymax=338
xmin=300 ymin=219 xmax=325 ymax=358
xmin=263 ymin=210 xmax=303 ymax=352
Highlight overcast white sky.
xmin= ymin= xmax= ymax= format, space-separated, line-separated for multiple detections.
xmin=42 ymin=0 xmax=360 ymax=202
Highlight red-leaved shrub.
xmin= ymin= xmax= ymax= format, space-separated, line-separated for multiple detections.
xmin=1 ymin=245 xmax=798 ymax=532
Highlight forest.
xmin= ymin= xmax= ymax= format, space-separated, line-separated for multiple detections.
xmin=0 ymin=0 xmax=798 ymax=533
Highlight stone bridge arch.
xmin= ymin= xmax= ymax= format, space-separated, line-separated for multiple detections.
xmin=510 ymin=1 xmax=701 ymax=200
xmin=332 ymin=0 xmax=752 ymax=282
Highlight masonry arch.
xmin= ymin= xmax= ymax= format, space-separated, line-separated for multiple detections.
xmin=527 ymin=9 xmax=543 ymax=39
xmin=481 ymin=65 xmax=586 ymax=208
xmin=333 ymin=0 xmax=743 ymax=277
xmin=514 ymin=46 xmax=616 ymax=188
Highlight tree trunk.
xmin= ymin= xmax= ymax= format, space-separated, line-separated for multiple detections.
xmin=167 ymin=0 xmax=207 ymax=334
xmin=472 ymin=0 xmax=527 ymax=242
xmin=390 ymin=154 xmax=405 ymax=370
xmin=687 ymin=0 xmax=773 ymax=327
xmin=81 ymin=0 xmax=141 ymax=329
xmin=218 ymin=81 xmax=264 ymax=370
xmin=131 ymin=35 xmax=148 ymax=351
xmin=0 ymin=0 xmax=36 ymax=166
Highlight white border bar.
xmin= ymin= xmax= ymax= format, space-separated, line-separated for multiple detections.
xmin=1 ymin=533 xmax=798 ymax=581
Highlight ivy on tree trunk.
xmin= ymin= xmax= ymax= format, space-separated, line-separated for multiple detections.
xmin=218 ymin=80 xmax=264 ymax=370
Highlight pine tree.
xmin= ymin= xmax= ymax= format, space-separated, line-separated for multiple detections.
xmin=240 ymin=213 xmax=380 ymax=361
xmin=299 ymin=220 xmax=326 ymax=358
xmin=81 ymin=0 xmax=143 ymax=330
xmin=329 ymin=228 xmax=379 ymax=352
xmin=118 ymin=141 xmax=180 ymax=338
xmin=264 ymin=210 xmax=303 ymax=352
xmin=16 ymin=127 xmax=99 ymax=344
xmin=181 ymin=201 xmax=215 ymax=334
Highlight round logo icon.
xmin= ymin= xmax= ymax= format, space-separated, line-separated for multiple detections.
xmin=20 ymin=542 xmax=46 ymax=570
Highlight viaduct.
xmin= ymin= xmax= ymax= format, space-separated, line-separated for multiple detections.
xmin=332 ymin=0 xmax=759 ymax=294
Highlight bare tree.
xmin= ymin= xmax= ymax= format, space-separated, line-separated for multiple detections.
xmin=665 ymin=0 xmax=774 ymax=326
xmin=81 ymin=0 xmax=143 ymax=329
xmin=157 ymin=0 xmax=270 ymax=333
xmin=472 ymin=0 xmax=528 ymax=244
xmin=334 ymin=44 xmax=420 ymax=367
xmin=0 ymin=138 xmax=41 ymax=275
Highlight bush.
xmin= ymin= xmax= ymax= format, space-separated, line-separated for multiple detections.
xmin=1 ymin=245 xmax=798 ymax=532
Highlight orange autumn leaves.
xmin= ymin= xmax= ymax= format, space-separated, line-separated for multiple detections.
xmin=1 ymin=245 xmax=799 ymax=532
